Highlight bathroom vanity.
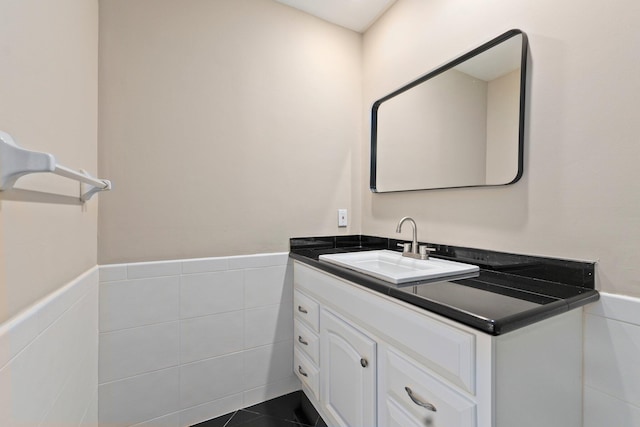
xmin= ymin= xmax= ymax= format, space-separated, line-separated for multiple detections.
xmin=289 ymin=235 xmax=598 ymax=427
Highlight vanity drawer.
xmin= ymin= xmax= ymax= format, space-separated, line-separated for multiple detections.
xmin=294 ymin=319 xmax=320 ymax=364
xmin=294 ymin=348 xmax=320 ymax=400
xmin=379 ymin=346 xmax=476 ymax=427
xmin=294 ymin=290 xmax=320 ymax=332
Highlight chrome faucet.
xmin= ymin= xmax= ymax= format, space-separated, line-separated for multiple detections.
xmin=396 ymin=217 xmax=419 ymax=254
xmin=395 ymin=216 xmax=434 ymax=260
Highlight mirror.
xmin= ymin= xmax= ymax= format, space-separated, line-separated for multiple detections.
xmin=371 ymin=29 xmax=528 ymax=192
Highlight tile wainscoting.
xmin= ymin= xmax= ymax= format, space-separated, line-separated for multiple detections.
xmin=584 ymin=292 xmax=640 ymax=426
xmin=0 ymin=252 xmax=637 ymax=427
xmin=0 ymin=267 xmax=99 ymax=426
xmin=98 ymin=253 xmax=301 ymax=427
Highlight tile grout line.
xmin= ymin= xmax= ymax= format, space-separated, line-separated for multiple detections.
xmin=98 ymin=363 xmax=182 ymax=387
xmin=584 ymin=384 xmax=640 ymax=409
xmin=585 ymin=311 xmax=640 ymax=328
xmin=101 ymin=258 xmax=290 ymax=281
xmin=99 ymin=318 xmax=181 ymax=335
xmin=178 ymin=270 xmax=183 ymax=423
xmin=221 ymin=410 xmax=239 ymax=427
xmin=189 ymin=391 xmax=315 ymax=427
xmin=105 ymin=256 xmax=290 ymax=280
xmin=241 ymin=267 xmax=247 ymax=407
xmin=98 ymin=335 xmax=295 ymax=385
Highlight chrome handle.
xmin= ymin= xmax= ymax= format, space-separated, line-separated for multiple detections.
xmin=298 ymin=335 xmax=308 ymax=345
xmin=405 ymin=387 xmax=437 ymax=412
xmin=360 ymin=358 xmax=368 ymax=368
xmin=298 ymin=366 xmax=308 ymax=377
xmin=297 ymin=306 xmax=308 ymax=314
xmin=397 ymin=242 xmax=411 ymax=253
xmin=419 ymin=245 xmax=436 ymax=255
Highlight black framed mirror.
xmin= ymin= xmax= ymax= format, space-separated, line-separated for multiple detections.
xmin=371 ymin=29 xmax=529 ymax=192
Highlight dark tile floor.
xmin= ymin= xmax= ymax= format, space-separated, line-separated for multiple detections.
xmin=192 ymin=391 xmax=328 ymax=427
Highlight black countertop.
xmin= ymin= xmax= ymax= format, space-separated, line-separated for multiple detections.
xmin=290 ymin=235 xmax=599 ymax=335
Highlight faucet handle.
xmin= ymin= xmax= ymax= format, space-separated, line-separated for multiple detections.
xmin=397 ymin=242 xmax=412 ymax=253
xmin=419 ymin=245 xmax=436 ymax=258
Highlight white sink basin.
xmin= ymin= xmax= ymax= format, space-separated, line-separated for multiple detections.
xmin=319 ymin=250 xmax=479 ymax=284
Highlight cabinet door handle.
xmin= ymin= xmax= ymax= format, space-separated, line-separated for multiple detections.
xmin=297 ymin=306 xmax=308 ymax=314
xmin=405 ymin=387 xmax=437 ymax=412
xmin=298 ymin=335 xmax=308 ymax=345
xmin=360 ymin=358 xmax=368 ymax=368
xmin=298 ymin=366 xmax=308 ymax=377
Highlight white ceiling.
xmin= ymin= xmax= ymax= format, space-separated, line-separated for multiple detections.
xmin=274 ymin=0 xmax=398 ymax=33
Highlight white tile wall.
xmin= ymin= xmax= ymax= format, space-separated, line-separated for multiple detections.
xmin=177 ymin=394 xmax=241 ymax=427
xmin=127 ymin=261 xmax=182 ymax=280
xmin=0 ymin=267 xmax=99 ymax=427
xmin=99 ymin=276 xmax=180 ymax=332
xmin=180 ymin=354 xmax=244 ymax=409
xmin=98 ymin=252 xmax=300 ymax=427
xmin=244 ymin=265 xmax=292 ymax=308
xmin=99 ymin=321 xmax=180 ymax=383
xmin=244 ymin=305 xmax=293 ymax=348
xmin=5 ymin=253 xmax=637 ymax=427
xmin=584 ymin=292 xmax=640 ymax=427
xmin=181 ymin=258 xmax=228 ymax=275
xmin=100 ymin=367 xmax=181 ymax=425
xmin=180 ymin=312 xmax=243 ymax=364
xmin=180 ymin=271 xmax=244 ymax=318
xmin=131 ymin=412 xmax=180 ymax=427
xmin=242 ymin=341 xmax=295 ymax=391
xmin=243 ymin=375 xmax=303 ymax=408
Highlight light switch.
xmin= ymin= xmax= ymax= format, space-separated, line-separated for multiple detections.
xmin=338 ymin=209 xmax=348 ymax=227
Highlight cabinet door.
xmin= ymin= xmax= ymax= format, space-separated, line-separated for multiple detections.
xmin=321 ymin=308 xmax=377 ymax=427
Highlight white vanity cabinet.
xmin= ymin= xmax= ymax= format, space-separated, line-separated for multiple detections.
xmin=292 ymin=261 xmax=583 ymax=427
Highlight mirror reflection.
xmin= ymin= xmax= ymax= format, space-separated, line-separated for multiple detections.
xmin=371 ymin=30 xmax=528 ymax=192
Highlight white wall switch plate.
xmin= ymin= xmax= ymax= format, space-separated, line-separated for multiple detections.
xmin=338 ymin=209 xmax=348 ymax=227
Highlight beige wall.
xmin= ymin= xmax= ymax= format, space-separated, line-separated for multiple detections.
xmin=98 ymin=0 xmax=640 ymax=296
xmin=98 ymin=0 xmax=362 ymax=264
xmin=0 ymin=0 xmax=99 ymax=323
xmin=362 ymin=0 xmax=640 ymax=296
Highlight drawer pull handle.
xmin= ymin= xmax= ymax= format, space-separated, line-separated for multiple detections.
xmin=298 ymin=365 xmax=308 ymax=377
xmin=298 ymin=336 xmax=309 ymax=345
xmin=298 ymin=306 xmax=308 ymax=314
xmin=360 ymin=358 xmax=368 ymax=368
xmin=405 ymin=387 xmax=437 ymax=412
